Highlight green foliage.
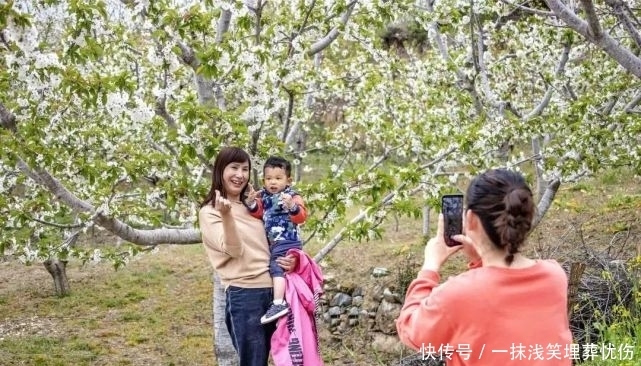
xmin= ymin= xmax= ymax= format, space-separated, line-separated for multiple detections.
xmin=584 ymin=258 xmax=641 ymax=366
xmin=2 ymin=0 xmax=641 ymax=269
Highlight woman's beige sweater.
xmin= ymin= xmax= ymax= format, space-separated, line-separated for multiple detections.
xmin=199 ymin=202 xmax=272 ymax=289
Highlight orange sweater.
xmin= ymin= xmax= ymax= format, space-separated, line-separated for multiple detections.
xmin=396 ymin=259 xmax=573 ymax=366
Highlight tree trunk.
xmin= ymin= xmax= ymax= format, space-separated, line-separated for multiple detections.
xmin=43 ymin=258 xmax=70 ymax=297
xmin=213 ymin=273 xmax=238 ymax=366
xmin=422 ymin=206 xmax=430 ymax=236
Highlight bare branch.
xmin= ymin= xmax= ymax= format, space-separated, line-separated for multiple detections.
xmin=523 ymin=42 xmax=572 ymax=121
xmin=605 ymin=0 xmax=641 ymax=49
xmin=0 ymin=102 xmax=17 ymax=132
xmin=579 ymin=0 xmax=603 ymax=38
xmin=29 ymin=216 xmax=85 ymax=229
xmin=533 ymin=178 xmax=561 ymax=228
xmin=474 ymin=10 xmax=496 ymax=104
xmin=16 ymin=158 xmax=45 ymax=185
xmin=154 ymin=66 xmax=178 ymax=130
xmin=624 ymin=91 xmax=641 ymax=112
xmin=216 ymin=10 xmax=232 ymax=43
xmin=420 ymin=2 xmax=484 ymax=115
xmin=498 ymin=0 xmax=555 ymax=17
xmin=176 ymin=40 xmax=199 ymax=69
xmin=602 ymin=95 xmax=619 ymax=115
xmin=7 ymin=112 xmax=200 ymax=246
xmin=280 ymin=89 xmax=295 ymax=142
xmin=307 ymin=1 xmax=357 ymax=56
xmin=313 ymin=147 xmax=457 ymax=262
xmin=545 ymin=0 xmax=641 ymax=78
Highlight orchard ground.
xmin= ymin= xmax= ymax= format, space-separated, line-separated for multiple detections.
xmin=1 ymin=167 xmax=640 ymax=365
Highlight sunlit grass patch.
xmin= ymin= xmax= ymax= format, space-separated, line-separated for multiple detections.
xmin=0 ymin=245 xmax=216 ymax=365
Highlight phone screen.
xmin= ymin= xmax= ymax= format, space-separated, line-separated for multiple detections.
xmin=442 ymin=194 xmax=464 ymax=247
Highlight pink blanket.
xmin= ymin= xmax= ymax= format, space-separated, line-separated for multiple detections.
xmin=270 ymin=249 xmax=324 ymax=366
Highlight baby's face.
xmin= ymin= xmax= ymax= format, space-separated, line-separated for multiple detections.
xmin=263 ymin=167 xmax=291 ymax=194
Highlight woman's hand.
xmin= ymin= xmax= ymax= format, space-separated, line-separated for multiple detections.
xmin=452 ymin=233 xmax=482 ymax=264
xmin=244 ymin=183 xmax=258 ymax=206
xmin=214 ymin=190 xmax=232 ymax=215
xmin=276 ymin=254 xmax=297 ymax=273
xmin=422 ymin=214 xmax=463 ymax=272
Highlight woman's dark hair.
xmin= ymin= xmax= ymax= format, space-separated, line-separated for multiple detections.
xmin=200 ymin=147 xmax=251 ymax=208
xmin=466 ymin=168 xmax=535 ymax=265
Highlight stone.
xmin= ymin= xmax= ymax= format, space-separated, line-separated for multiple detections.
xmin=348 ymin=306 xmax=360 ymax=318
xmin=372 ymin=267 xmax=390 ymax=277
xmin=372 ymin=284 xmax=385 ymax=302
xmin=323 ymin=312 xmax=331 ymax=323
xmin=383 ymin=288 xmax=403 ymax=304
xmin=352 ymin=286 xmax=364 ymax=297
xmin=375 ymin=299 xmax=402 ymax=335
xmin=328 ymin=306 xmax=342 ymax=316
xmin=330 ymin=292 xmax=352 ymax=307
xmin=352 ymin=295 xmax=364 ymax=307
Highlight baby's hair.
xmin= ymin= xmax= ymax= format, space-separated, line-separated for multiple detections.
xmin=264 ymin=156 xmax=292 ymax=178
xmin=466 ymin=168 xmax=535 ymax=265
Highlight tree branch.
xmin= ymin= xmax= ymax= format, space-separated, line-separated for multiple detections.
xmin=624 ymin=91 xmax=641 ymax=112
xmin=473 ymin=6 xmax=497 ymax=105
xmin=154 ymin=65 xmax=178 ymax=130
xmin=214 ymin=10 xmax=232 ymax=110
xmin=307 ymin=1 xmax=357 ymax=56
xmin=532 ymin=178 xmax=561 ymax=228
xmin=176 ymin=40 xmax=199 ymax=68
xmin=29 ymin=216 xmax=85 ymax=229
xmin=498 ymin=0 xmax=555 ymax=17
xmin=280 ymin=88 xmax=295 ymax=142
xmin=3 ymin=103 xmax=200 ymax=245
xmin=175 ymin=39 xmax=215 ymax=105
xmin=0 ymin=102 xmax=17 ymax=132
xmin=36 ymin=164 xmax=200 ymax=244
xmin=523 ymin=42 xmax=571 ymax=121
xmin=578 ymin=0 xmax=603 ymax=39
xmin=285 ymin=53 xmax=322 ymax=145
xmin=602 ymin=95 xmax=619 ymax=115
xmin=216 ymin=10 xmax=232 ymax=43
xmin=545 ymin=0 xmax=641 ymax=78
xmin=606 ymin=0 xmax=641 ymax=50
xmin=313 ymin=147 xmax=456 ymax=262
xmin=421 ymin=2 xmax=484 ymax=115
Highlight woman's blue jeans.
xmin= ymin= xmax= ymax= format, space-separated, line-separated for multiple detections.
xmin=225 ymin=286 xmax=276 ymax=366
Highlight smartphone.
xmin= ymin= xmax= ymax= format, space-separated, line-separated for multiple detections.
xmin=441 ymin=194 xmax=464 ymax=247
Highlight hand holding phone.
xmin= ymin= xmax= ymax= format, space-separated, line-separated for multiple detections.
xmin=442 ymin=194 xmax=464 ymax=247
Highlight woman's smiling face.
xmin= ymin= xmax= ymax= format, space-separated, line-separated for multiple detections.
xmin=223 ymin=161 xmax=250 ymax=200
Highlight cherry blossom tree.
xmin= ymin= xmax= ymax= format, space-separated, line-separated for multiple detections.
xmin=2 ymin=0 xmax=640 ymax=364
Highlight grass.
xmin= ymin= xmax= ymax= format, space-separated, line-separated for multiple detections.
xmin=1 ymin=167 xmax=640 ymax=365
xmin=0 ymin=245 xmax=215 ymax=366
